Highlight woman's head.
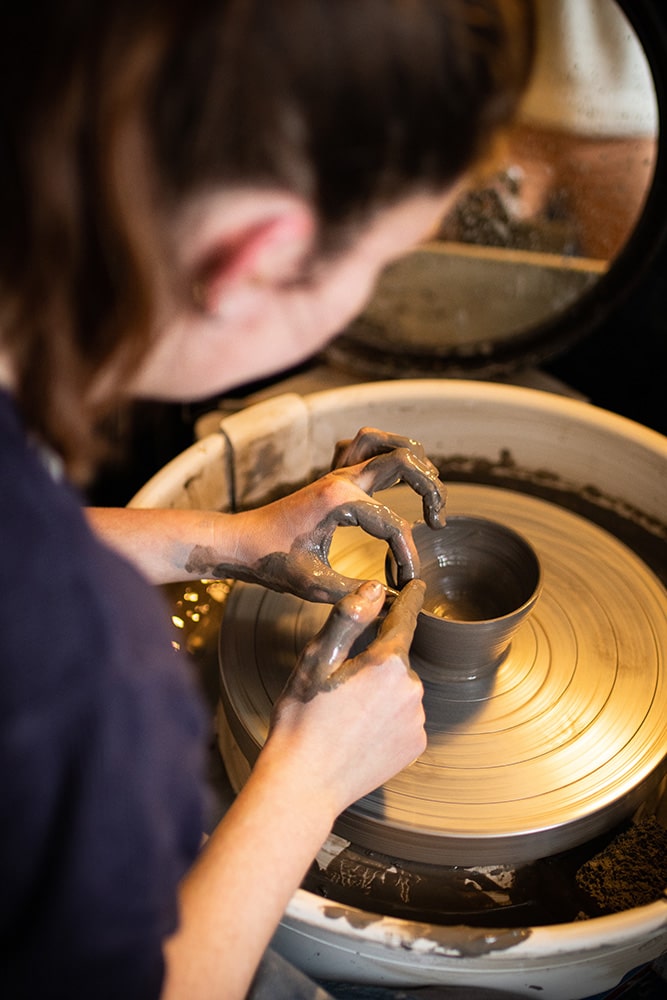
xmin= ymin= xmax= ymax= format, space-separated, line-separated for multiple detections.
xmin=0 ymin=0 xmax=533 ymax=479
xmin=150 ymin=0 xmax=533 ymax=241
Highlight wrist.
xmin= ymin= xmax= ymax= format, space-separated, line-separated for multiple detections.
xmin=212 ymin=508 xmax=264 ymax=568
xmin=250 ymin=733 xmax=340 ymax=837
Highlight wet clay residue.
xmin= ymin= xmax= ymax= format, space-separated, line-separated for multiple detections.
xmin=302 ymin=815 xmax=667 ymax=929
xmin=228 ymin=436 xmax=285 ymax=509
xmin=576 ymin=816 xmax=667 ymax=914
xmin=321 ymin=903 xmax=530 ymax=957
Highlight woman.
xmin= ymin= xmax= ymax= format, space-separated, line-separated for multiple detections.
xmin=0 ymin=2 xmax=533 ymax=998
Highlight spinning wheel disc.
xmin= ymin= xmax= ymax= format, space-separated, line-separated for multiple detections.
xmin=218 ymin=484 xmax=667 ymax=865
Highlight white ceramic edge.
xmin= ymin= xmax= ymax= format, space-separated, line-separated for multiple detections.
xmin=276 ymin=889 xmax=667 ymax=997
xmin=304 ymin=378 xmax=667 ymax=455
xmin=130 ymin=380 xmax=667 ymax=523
xmin=304 ymin=380 xmax=667 ymax=517
xmin=128 ymin=429 xmax=232 ymax=511
xmin=283 ymin=886 xmax=667 ymax=958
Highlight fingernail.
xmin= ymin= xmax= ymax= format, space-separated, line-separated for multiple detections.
xmin=359 ymin=580 xmax=383 ymax=599
xmin=435 ymin=510 xmax=447 ymax=528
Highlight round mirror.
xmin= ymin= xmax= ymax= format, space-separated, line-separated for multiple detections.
xmin=326 ymin=0 xmax=665 ymax=379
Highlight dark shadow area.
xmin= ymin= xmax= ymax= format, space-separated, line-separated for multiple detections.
xmin=542 ymin=245 xmax=667 ymax=437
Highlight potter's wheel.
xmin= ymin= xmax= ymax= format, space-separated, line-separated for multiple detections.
xmin=218 ymin=483 xmax=667 ymax=866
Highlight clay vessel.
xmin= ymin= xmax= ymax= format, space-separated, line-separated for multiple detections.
xmin=388 ymin=515 xmax=542 ymax=681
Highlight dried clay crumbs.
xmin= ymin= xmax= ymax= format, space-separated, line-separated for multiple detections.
xmin=576 ymin=816 xmax=667 ymax=914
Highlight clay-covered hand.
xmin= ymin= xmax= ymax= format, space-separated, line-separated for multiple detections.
xmin=266 ymin=578 xmax=427 ymax=814
xmin=332 ymin=425 xmax=434 ymax=473
xmin=331 ymin=426 xmax=445 ymax=525
xmin=184 ymin=426 xmax=446 ymax=604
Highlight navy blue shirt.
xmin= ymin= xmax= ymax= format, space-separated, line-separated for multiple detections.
xmin=0 ymin=391 xmax=208 ymax=998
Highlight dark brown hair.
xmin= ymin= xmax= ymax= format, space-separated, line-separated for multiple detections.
xmin=0 ymin=1 xmax=533 ymax=481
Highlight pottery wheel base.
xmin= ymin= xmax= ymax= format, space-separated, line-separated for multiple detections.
xmin=218 ymin=484 xmax=667 ymax=866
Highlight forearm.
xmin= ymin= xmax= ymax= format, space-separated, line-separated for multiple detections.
xmin=161 ymin=743 xmax=335 ymax=1000
xmin=86 ymin=435 xmax=444 ymax=599
xmin=85 ymin=507 xmax=253 ymax=585
xmin=160 ymin=577 xmax=425 ymax=1000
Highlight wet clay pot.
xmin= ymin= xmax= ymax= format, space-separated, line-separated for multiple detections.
xmin=387 ymin=516 xmax=542 ymax=682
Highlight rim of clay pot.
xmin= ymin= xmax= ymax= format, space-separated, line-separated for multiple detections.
xmin=386 ymin=514 xmax=543 ymax=624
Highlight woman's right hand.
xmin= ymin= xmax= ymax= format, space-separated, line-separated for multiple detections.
xmin=264 ymin=578 xmax=427 ymax=820
xmin=165 ymin=579 xmax=426 ymax=1000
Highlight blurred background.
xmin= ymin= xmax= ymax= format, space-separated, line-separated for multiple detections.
xmin=87 ymin=0 xmax=667 ymax=508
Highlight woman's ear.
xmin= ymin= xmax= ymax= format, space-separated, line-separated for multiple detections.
xmin=187 ymin=192 xmax=316 ymax=320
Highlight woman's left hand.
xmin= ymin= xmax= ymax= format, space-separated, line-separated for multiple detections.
xmin=185 ymin=427 xmax=446 ymax=603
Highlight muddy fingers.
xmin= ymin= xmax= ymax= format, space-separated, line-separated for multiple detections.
xmin=350 ymin=449 xmax=447 ymax=529
xmin=374 ymin=577 xmax=425 ymax=654
xmin=332 ymin=427 xmax=434 ymax=471
xmin=279 ymin=581 xmax=385 ymax=704
xmin=312 ymin=579 xmax=426 ymax=691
